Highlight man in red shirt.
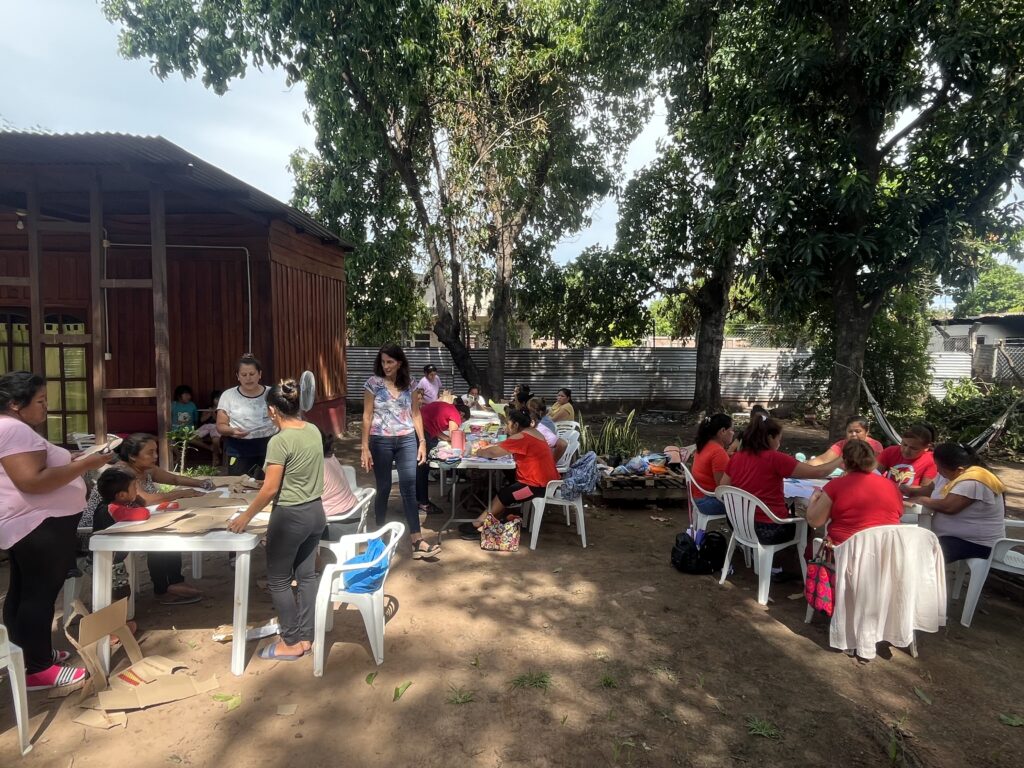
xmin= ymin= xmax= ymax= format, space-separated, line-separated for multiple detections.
xmin=416 ymin=394 xmax=470 ymax=515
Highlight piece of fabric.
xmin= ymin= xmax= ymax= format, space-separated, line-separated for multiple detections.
xmin=322 ymin=456 xmax=358 ymax=519
xmin=558 ymin=451 xmax=598 ymax=501
xmin=416 ymin=374 xmax=441 ymax=404
xmin=264 ymin=423 xmax=324 ymax=506
xmin=420 ymin=401 xmax=462 ymax=439
xmin=942 ymin=465 xmax=1006 ymax=497
xmin=725 ymin=449 xmax=799 ymax=523
xmin=368 ymin=434 xmax=420 ymax=534
xmin=171 ymin=401 xmax=198 ymax=428
xmin=937 ymin=535 xmax=993 ymax=563
xmin=691 ymin=442 xmax=729 ymax=500
xmin=535 ymin=422 xmax=558 ymax=448
xmin=107 ymin=502 xmax=150 ymax=522
xmin=822 ymin=472 xmax=904 ymax=545
xmin=265 ymin=498 xmax=326 ymax=645
xmin=828 ymin=436 xmax=883 ymax=457
xmin=342 ymin=537 xmax=389 ymax=592
xmin=501 ymin=432 xmax=560 ymax=489
xmin=754 ymin=521 xmax=796 ymax=544
xmin=540 ymin=415 xmax=557 ymax=433
xmin=930 ymin=475 xmax=1006 ymax=548
xmin=876 ymin=445 xmax=937 ymax=488
xmin=0 ymin=415 xmax=87 ymax=549
xmin=829 ymin=525 xmax=946 ymax=660
xmin=694 ymin=495 xmax=726 ymax=517
xmin=548 ymin=402 xmax=575 ymax=422
xmin=217 ymin=386 xmax=276 ymax=440
xmin=364 ymin=376 xmax=415 ymax=437
xmin=2 ymin=512 xmax=80 ymax=672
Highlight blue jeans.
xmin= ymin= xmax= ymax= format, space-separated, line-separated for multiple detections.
xmin=369 ymin=434 xmax=420 ymax=535
xmin=694 ymin=496 xmax=726 ymax=518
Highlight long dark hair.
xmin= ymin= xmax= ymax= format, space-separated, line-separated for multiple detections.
xmin=933 ymin=442 xmax=989 ymax=472
xmin=0 ymin=371 xmax=44 ymax=412
xmin=696 ymin=414 xmax=733 ymax=452
xmin=740 ymin=413 xmax=783 ymax=453
xmin=266 ymin=378 xmax=301 ymax=417
xmin=558 ymin=387 xmax=573 ymax=403
xmin=117 ymin=433 xmax=157 ymax=463
xmin=374 ymin=344 xmax=411 ymax=390
xmin=507 ymin=408 xmax=533 ymax=429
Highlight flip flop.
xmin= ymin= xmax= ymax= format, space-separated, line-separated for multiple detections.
xmin=158 ymin=593 xmax=202 ymax=605
xmin=258 ymin=643 xmax=304 ymax=661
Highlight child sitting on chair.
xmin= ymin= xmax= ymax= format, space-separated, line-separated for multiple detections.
xmin=94 ymin=468 xmax=200 ymax=604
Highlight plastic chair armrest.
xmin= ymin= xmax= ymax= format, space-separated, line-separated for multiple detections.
xmin=991 ymin=537 xmax=1024 ymax=562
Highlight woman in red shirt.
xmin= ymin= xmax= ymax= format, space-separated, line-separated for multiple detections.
xmin=876 ymin=423 xmax=937 ymax=494
xmin=474 ymin=409 xmax=560 ymax=527
xmin=721 ymin=415 xmax=840 ymax=544
xmin=690 ymin=414 xmax=735 ymax=517
xmin=806 ymin=440 xmax=904 ymax=545
xmin=806 ymin=415 xmax=883 ymax=466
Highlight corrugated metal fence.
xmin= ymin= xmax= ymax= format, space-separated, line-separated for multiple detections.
xmin=347 ymin=347 xmax=971 ymax=405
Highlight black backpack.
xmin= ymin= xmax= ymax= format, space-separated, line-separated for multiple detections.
xmin=671 ymin=532 xmax=712 ymax=574
xmin=698 ymin=531 xmax=729 ymax=573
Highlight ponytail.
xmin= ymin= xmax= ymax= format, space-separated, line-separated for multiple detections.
xmin=696 ymin=413 xmax=733 ymax=452
xmin=740 ymin=413 xmax=782 ymax=453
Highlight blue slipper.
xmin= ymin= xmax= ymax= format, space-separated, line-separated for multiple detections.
xmin=258 ymin=643 xmax=304 ymax=661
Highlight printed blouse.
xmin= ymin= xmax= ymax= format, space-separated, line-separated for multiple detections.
xmin=364 ymin=376 xmax=415 ymax=437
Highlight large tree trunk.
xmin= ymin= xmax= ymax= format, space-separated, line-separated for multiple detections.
xmin=828 ymin=263 xmax=881 ymax=439
xmin=690 ymin=251 xmax=735 ymax=414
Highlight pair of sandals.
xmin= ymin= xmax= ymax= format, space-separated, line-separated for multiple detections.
xmin=411 ymin=538 xmax=441 ymax=559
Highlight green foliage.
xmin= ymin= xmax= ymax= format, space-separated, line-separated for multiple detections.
xmin=180 ymin=465 xmax=219 ymax=478
xmin=509 ymin=671 xmax=552 ymax=691
xmin=445 ymin=686 xmax=475 ymax=705
xmin=921 ymin=381 xmax=1024 ymax=458
xmin=953 ymin=262 xmax=1024 ymax=317
xmin=585 ymin=410 xmax=641 ymax=460
xmin=167 ymin=425 xmax=196 ymax=474
xmin=745 ymin=715 xmax=782 ymax=740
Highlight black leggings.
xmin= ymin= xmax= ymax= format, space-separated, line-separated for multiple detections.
xmin=266 ymin=499 xmax=326 ymax=646
xmin=939 ymin=536 xmax=992 ymax=563
xmin=3 ymin=513 xmax=81 ymax=673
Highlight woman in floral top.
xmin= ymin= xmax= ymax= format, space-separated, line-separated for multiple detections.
xmin=361 ymin=344 xmax=440 ymax=559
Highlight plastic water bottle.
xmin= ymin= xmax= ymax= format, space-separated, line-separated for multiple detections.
xmin=795 ymin=452 xmax=807 ymax=462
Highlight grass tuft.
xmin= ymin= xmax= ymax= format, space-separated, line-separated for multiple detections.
xmin=746 ymin=715 xmax=782 ymax=740
xmin=509 ymin=671 xmax=552 ymax=691
xmin=446 ymin=685 xmax=475 ymax=705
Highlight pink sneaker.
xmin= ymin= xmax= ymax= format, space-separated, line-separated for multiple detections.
xmin=25 ymin=664 xmax=87 ymax=691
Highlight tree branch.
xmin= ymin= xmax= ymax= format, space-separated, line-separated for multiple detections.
xmin=877 ymin=81 xmax=951 ymax=160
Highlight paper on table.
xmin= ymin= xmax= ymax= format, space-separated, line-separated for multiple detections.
xmin=783 ymin=479 xmax=819 ymax=500
xmin=75 ymin=437 xmax=124 ymax=459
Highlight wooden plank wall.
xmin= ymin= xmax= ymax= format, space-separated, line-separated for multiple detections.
xmin=268 ymin=220 xmax=346 ymax=401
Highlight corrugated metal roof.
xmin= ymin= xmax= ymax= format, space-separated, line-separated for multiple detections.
xmin=0 ymin=132 xmax=353 ymax=249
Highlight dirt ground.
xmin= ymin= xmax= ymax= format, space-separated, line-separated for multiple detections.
xmin=2 ymin=418 xmax=1023 ymax=767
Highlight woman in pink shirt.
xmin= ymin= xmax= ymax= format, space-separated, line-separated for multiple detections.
xmin=0 ymin=372 xmax=110 ymax=690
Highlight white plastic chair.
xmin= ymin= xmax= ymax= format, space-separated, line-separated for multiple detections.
xmin=716 ymin=486 xmax=808 ymax=605
xmin=555 ymin=431 xmax=580 ymax=475
xmin=681 ymin=462 xmax=726 ymax=534
xmin=527 ymin=480 xmax=587 ymax=550
xmin=322 ymin=464 xmax=375 ymax=534
xmin=554 ymin=420 xmax=581 ymax=435
xmin=0 ymin=623 xmax=31 ymax=755
xmin=951 ymin=520 xmax=1024 ymax=628
xmin=312 ymin=522 xmax=405 ymax=677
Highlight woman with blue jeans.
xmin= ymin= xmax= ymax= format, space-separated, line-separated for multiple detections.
xmin=360 ymin=345 xmax=440 ymax=559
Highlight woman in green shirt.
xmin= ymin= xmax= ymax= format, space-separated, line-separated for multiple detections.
xmin=229 ymin=379 xmax=325 ymax=661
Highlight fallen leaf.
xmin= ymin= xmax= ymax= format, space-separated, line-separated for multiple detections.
xmin=212 ymin=692 xmax=241 ymax=711
xmin=277 ymin=704 xmax=297 ymax=716
xmin=552 ymin=567 xmax=562 ymax=574
xmin=999 ymin=713 xmax=1024 ymax=727
xmin=649 ymin=516 xmax=670 ymax=522
xmin=914 ymin=687 xmax=932 ymax=706
xmin=393 ymin=681 xmax=412 ymax=702
xmin=365 ymin=671 xmax=378 ymax=686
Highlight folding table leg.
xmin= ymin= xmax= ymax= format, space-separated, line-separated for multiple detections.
xmin=231 ymin=550 xmax=251 ymax=676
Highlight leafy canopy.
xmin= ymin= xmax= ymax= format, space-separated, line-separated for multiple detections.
xmin=953 ymin=262 xmax=1024 ymax=317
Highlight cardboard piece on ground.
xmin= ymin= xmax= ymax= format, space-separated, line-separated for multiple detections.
xmin=74 ymin=709 xmax=128 ymax=730
xmin=212 ymin=618 xmax=280 ymax=643
xmin=277 ymin=704 xmax=298 ymax=716
xmin=65 ymin=599 xmax=219 ymax=715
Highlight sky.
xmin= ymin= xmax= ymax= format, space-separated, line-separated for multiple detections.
xmin=0 ymin=0 xmax=662 ymax=264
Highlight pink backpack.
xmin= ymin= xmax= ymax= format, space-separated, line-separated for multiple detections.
xmin=804 ymin=541 xmax=836 ymax=617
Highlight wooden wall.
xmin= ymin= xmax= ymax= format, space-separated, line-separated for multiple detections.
xmin=269 ymin=220 xmax=346 ymax=403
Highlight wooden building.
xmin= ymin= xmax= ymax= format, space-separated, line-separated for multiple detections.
xmin=0 ymin=133 xmax=351 ymax=461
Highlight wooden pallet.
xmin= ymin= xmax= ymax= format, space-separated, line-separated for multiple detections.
xmin=599 ymin=471 xmax=687 ymax=501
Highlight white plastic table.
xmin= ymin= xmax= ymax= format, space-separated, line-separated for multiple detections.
xmin=91 ymin=526 xmax=260 ymax=676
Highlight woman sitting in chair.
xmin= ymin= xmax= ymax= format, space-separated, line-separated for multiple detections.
xmin=690 ymin=414 xmax=735 ymax=517
xmin=548 ymin=388 xmax=575 ymax=423
xmin=805 ymin=414 xmax=883 ymax=466
xmin=721 ymin=414 xmax=840 ymax=544
xmin=912 ymin=442 xmax=1005 ymax=564
xmin=472 ymin=409 xmax=560 ymax=528
xmin=805 ymin=440 xmax=904 ymax=545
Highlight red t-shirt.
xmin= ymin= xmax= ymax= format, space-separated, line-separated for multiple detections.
xmin=829 ymin=436 xmax=883 ymax=457
xmin=691 ymin=442 xmax=729 ymax=500
xmin=822 ymin=472 xmax=903 ymax=545
xmin=502 ymin=432 xmax=560 ymax=489
xmin=726 ymin=449 xmax=799 ymax=523
xmin=876 ymin=445 xmax=937 ymax=488
xmin=421 ymin=402 xmax=462 ymax=439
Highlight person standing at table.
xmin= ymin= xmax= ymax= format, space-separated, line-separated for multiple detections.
xmin=806 ymin=440 xmax=904 ymax=545
xmin=217 ymin=353 xmax=278 ymax=479
xmin=361 ymin=345 xmax=440 ymax=559
xmin=416 ymin=364 xmax=442 ymax=405
xmin=416 ymin=394 xmax=469 ymax=516
xmin=0 ymin=371 xmax=109 ymax=690
xmin=229 ymin=379 xmax=326 ymax=660
xmin=549 ymin=388 xmax=575 ymax=422
xmin=721 ymin=414 xmax=840 ymax=545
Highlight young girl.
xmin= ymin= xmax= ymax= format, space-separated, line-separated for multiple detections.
xmin=171 ymin=385 xmax=199 ymax=428
xmin=721 ymin=414 xmax=840 ymax=544
xmin=806 ymin=415 xmax=883 ymax=465
xmin=876 ymin=423 xmax=937 ymax=494
xmin=228 ymin=379 xmax=326 ymax=660
xmin=473 ymin=409 xmax=560 ymax=527
xmin=690 ymin=414 xmax=735 ymax=517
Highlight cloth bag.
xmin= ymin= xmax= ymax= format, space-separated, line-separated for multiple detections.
xmin=343 ymin=537 xmax=388 ymax=593
xmin=805 ymin=540 xmax=836 ymax=617
xmin=479 ymin=512 xmax=522 ymax=552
